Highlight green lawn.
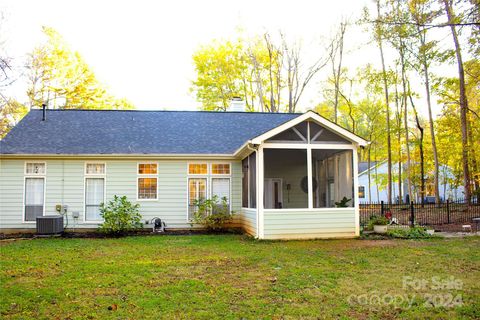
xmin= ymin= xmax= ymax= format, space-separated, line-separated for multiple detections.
xmin=1 ymin=235 xmax=479 ymax=319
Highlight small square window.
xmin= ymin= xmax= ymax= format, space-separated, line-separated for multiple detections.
xmin=139 ymin=163 xmax=157 ymax=175
xmin=358 ymin=186 xmax=365 ymax=199
xmin=25 ymin=163 xmax=46 ymax=175
xmin=188 ymin=164 xmax=208 ymax=175
xmin=212 ymin=164 xmax=230 ymax=175
xmin=86 ymin=163 xmax=105 ymax=175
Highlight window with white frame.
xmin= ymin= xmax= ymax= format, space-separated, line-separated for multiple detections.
xmin=24 ymin=162 xmax=46 ymax=221
xmin=138 ymin=163 xmax=158 ymax=200
xmin=212 ymin=163 xmax=230 ymax=175
xmin=86 ymin=163 xmax=106 ymax=175
xmin=187 ymin=163 xmax=231 ymax=220
xmin=85 ymin=163 xmax=105 ymax=221
xmin=25 ymin=162 xmax=46 ymax=175
xmin=188 ymin=163 xmax=208 ymax=175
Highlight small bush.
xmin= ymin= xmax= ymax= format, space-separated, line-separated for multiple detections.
xmin=99 ymin=195 xmax=142 ymax=235
xmin=386 ymin=227 xmax=433 ymax=239
xmin=367 ymin=215 xmax=389 ymax=230
xmin=191 ymin=196 xmax=233 ymax=231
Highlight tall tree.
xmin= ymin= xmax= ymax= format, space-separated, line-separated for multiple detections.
xmin=27 ymin=27 xmax=134 ymax=110
xmin=374 ymin=0 xmax=393 ymax=203
xmin=442 ymin=0 xmax=471 ymax=202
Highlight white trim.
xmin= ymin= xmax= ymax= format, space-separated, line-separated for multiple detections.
xmin=292 ymin=127 xmax=307 ymax=142
xmin=257 ymin=146 xmax=264 ymax=239
xmin=311 ymin=129 xmax=324 ymax=141
xmin=262 ymin=143 xmax=355 ymax=150
xmin=136 ymin=162 xmax=158 ymax=201
xmin=22 ymin=176 xmax=46 ymax=223
xmin=353 ymin=147 xmax=360 ymax=236
xmin=307 ymin=147 xmax=313 ymax=209
xmin=263 ymin=207 xmax=355 ymax=213
xmin=186 ymin=177 xmax=208 ymax=221
xmin=250 ymin=111 xmax=368 ymax=146
xmin=3 ymin=153 xmax=236 ymax=159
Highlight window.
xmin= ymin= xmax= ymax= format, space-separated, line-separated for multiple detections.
xmin=211 ymin=178 xmax=230 ymax=212
xmin=212 ymin=163 xmax=230 ymax=175
xmin=85 ymin=163 xmax=106 ymax=221
xmin=138 ymin=163 xmax=158 ymax=200
xmin=24 ymin=178 xmax=44 ymax=221
xmin=85 ymin=178 xmax=105 ymax=221
xmin=139 ymin=163 xmax=157 ymax=175
xmin=25 ymin=162 xmax=46 ymax=175
xmin=86 ymin=163 xmax=105 ymax=175
xmin=187 ymin=162 xmax=232 ymax=220
xmin=188 ymin=178 xmax=207 ymax=219
xmin=188 ymin=163 xmax=207 ymax=175
xmin=358 ymin=186 xmax=365 ymax=199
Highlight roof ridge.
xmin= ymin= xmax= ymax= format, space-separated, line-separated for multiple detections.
xmin=29 ymin=109 xmax=302 ymax=115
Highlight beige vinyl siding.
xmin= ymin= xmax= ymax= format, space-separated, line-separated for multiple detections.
xmin=0 ymin=159 xmax=242 ymax=230
xmin=262 ymin=208 xmax=355 ymax=240
xmin=239 ymin=208 xmax=257 ymax=236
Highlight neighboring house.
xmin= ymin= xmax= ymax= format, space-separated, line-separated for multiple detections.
xmin=0 ymin=104 xmax=367 ymax=239
xmin=357 ymin=161 xmax=464 ymax=203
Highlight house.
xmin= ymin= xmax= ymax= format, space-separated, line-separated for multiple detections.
xmin=0 ymin=104 xmax=368 ymax=239
xmin=357 ymin=161 xmax=464 ymax=203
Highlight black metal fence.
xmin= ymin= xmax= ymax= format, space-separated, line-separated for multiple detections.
xmin=360 ymin=198 xmax=480 ymax=230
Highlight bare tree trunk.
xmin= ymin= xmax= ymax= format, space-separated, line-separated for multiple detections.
xmin=415 ymin=23 xmax=440 ymax=204
xmin=399 ymin=43 xmax=413 ymax=201
xmin=368 ymin=136 xmax=372 ymax=202
xmin=409 ymin=87 xmax=425 ymax=206
xmin=376 ymin=0 xmax=393 ymax=203
xmin=444 ymin=0 xmax=471 ymax=203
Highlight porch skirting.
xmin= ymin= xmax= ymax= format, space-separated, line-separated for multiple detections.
xmin=262 ymin=208 xmax=356 ymax=240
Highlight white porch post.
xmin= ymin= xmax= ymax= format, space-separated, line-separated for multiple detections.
xmin=307 ymin=147 xmax=313 ymax=209
xmin=257 ymin=146 xmax=265 ymax=239
xmin=353 ymin=145 xmax=360 ymax=236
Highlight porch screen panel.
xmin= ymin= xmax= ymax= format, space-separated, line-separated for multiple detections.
xmin=312 ymin=149 xmax=353 ymax=208
xmin=248 ymin=153 xmax=256 ymax=208
xmin=242 ymin=158 xmax=248 ymax=207
xmin=25 ymin=178 xmax=44 ymax=221
xmin=264 ymin=149 xmax=308 ymax=209
xmin=85 ymin=178 xmax=105 ymax=221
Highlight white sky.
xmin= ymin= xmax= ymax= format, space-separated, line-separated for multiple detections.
xmin=1 ymin=0 xmax=459 ymax=113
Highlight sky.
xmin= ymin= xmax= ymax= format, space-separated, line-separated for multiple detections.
xmin=1 ymin=0 xmax=378 ymax=111
xmin=0 ymin=0 xmax=458 ymax=113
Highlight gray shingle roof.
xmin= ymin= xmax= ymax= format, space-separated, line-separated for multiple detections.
xmin=0 ymin=109 xmax=300 ymax=155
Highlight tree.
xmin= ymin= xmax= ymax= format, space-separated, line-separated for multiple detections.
xmin=27 ymin=27 xmax=134 ymax=110
xmin=442 ymin=0 xmax=472 ymax=202
xmin=192 ymin=32 xmax=328 ymax=112
xmin=0 ymin=99 xmax=27 ymax=138
xmin=328 ymin=19 xmax=348 ymax=123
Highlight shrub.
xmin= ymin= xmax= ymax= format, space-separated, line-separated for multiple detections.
xmin=367 ymin=215 xmax=389 ymax=230
xmin=99 ymin=195 xmax=142 ymax=235
xmin=386 ymin=227 xmax=433 ymax=239
xmin=191 ymin=196 xmax=233 ymax=231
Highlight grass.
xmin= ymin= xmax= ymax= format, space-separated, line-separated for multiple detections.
xmin=1 ymin=235 xmax=479 ymax=319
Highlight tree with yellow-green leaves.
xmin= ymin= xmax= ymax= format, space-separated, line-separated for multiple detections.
xmin=27 ymin=27 xmax=134 ymax=110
